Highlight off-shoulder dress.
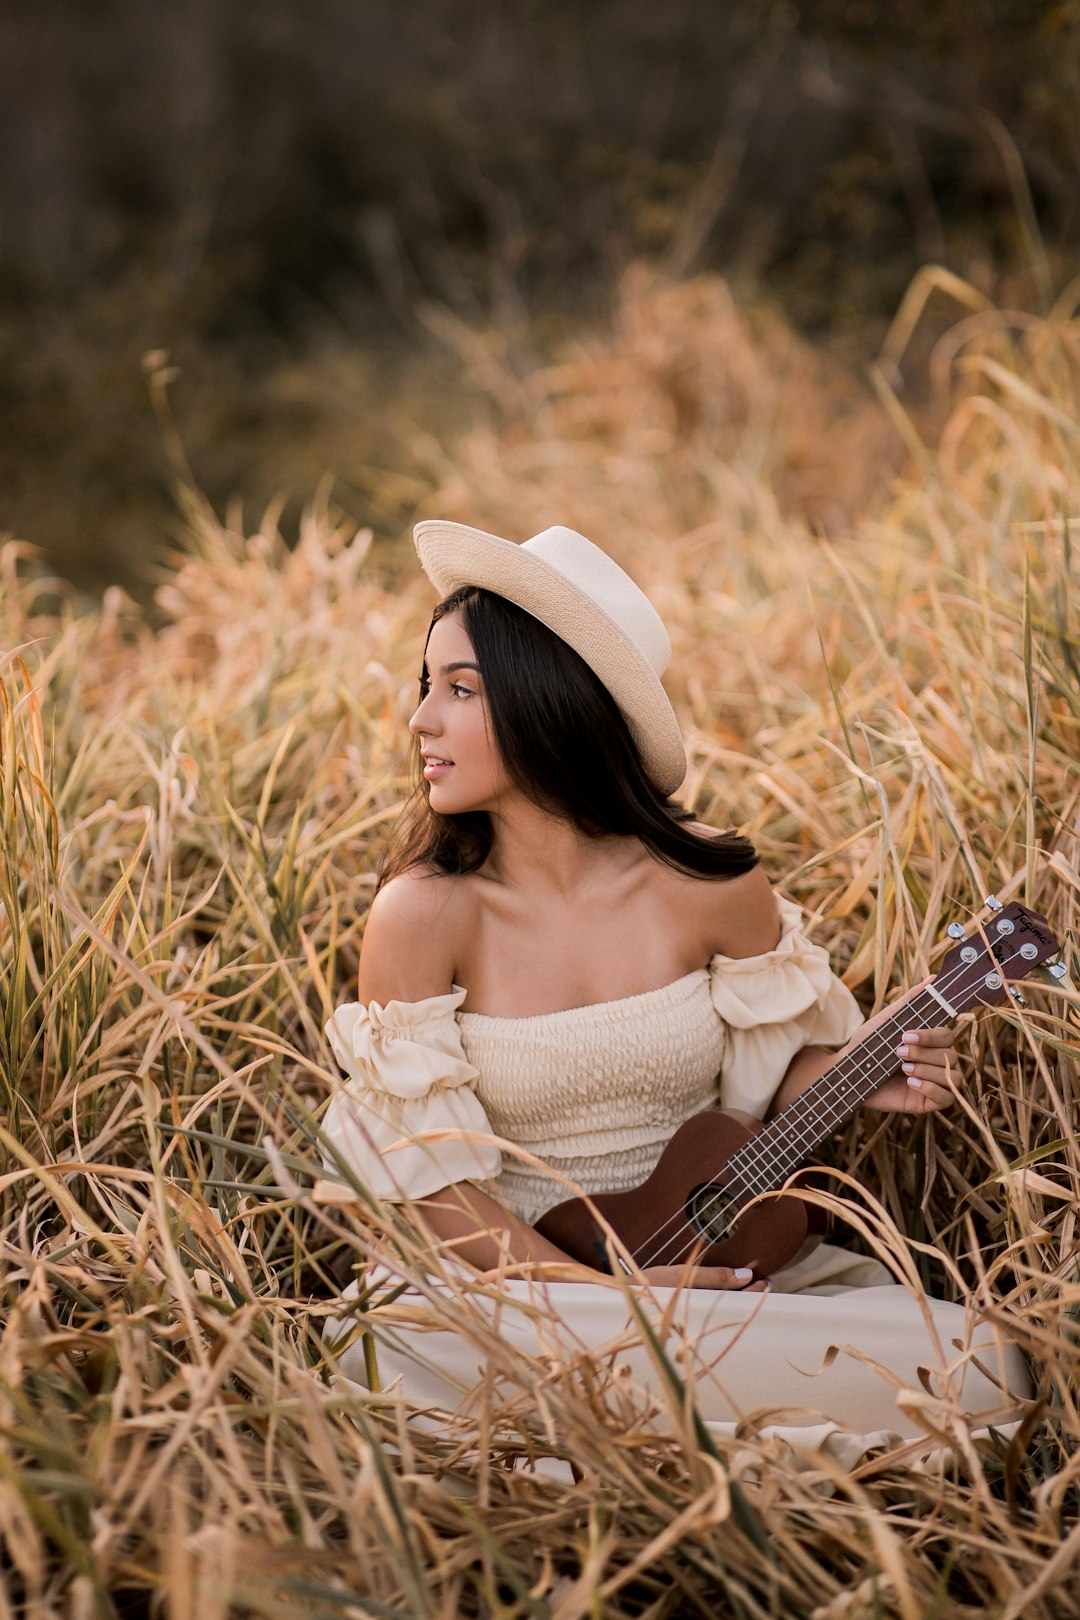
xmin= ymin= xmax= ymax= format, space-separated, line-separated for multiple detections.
xmin=322 ymin=898 xmax=1030 ymax=1450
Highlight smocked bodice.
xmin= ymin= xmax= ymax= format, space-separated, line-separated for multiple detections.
xmin=459 ymin=970 xmax=725 ymax=1222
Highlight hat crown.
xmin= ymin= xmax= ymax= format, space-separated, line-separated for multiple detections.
xmin=520 ymin=527 xmax=671 ymax=676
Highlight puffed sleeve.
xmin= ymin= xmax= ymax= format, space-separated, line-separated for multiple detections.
xmin=321 ymin=986 xmax=502 ymax=1201
xmin=708 ymin=897 xmax=862 ymax=1118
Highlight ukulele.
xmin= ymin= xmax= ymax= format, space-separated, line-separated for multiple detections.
xmin=535 ymin=899 xmax=1064 ymax=1279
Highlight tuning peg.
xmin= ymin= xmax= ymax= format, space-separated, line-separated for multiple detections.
xmin=1047 ymin=962 xmax=1069 ymax=981
xmin=946 ymin=922 xmax=966 ymax=939
xmin=1008 ymin=987 xmax=1028 ymax=1007
xmin=985 ymin=895 xmax=1004 ymax=913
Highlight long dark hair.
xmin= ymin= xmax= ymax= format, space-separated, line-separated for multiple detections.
xmin=379 ymin=586 xmax=758 ymax=885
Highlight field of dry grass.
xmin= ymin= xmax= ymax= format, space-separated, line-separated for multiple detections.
xmin=0 ymin=266 xmax=1077 ymax=1617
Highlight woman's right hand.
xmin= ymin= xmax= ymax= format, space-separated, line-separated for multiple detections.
xmin=636 ymin=1264 xmax=769 ymax=1291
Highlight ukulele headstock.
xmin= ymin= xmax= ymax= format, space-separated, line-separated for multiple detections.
xmin=936 ymin=898 xmax=1062 ymax=1015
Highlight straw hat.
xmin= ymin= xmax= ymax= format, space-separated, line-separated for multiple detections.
xmin=413 ymin=520 xmax=686 ymax=794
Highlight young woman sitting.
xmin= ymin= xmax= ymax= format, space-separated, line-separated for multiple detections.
xmin=321 ymin=521 xmax=1031 ymax=1445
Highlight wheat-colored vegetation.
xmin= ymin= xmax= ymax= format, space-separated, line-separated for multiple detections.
xmin=1 ymin=268 xmax=1078 ymax=1617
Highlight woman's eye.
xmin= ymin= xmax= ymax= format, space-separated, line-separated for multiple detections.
xmin=451 ymin=684 xmax=475 ymax=700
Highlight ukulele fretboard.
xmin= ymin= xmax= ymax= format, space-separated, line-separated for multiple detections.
xmin=720 ymin=986 xmax=945 ymax=1206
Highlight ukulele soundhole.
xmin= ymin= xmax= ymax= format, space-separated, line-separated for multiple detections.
xmin=686 ymin=1182 xmax=737 ymax=1243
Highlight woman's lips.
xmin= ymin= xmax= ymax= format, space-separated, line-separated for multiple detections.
xmin=422 ymin=757 xmax=454 ymax=780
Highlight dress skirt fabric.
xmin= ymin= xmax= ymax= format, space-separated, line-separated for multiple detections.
xmin=332 ymin=1242 xmax=1032 ymax=1462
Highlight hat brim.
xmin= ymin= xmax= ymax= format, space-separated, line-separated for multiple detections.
xmin=414 ymin=520 xmax=686 ymax=795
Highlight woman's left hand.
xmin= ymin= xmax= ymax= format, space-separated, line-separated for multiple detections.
xmin=843 ymin=984 xmax=962 ymax=1115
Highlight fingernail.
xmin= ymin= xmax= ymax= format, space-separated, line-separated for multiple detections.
xmin=901 ymin=1061 xmax=915 ymax=1074
xmin=897 ymin=1045 xmax=910 ymax=1059
xmin=734 ymin=1267 xmax=753 ymax=1282
xmin=902 ymin=1032 xmax=919 ymax=1044
xmin=907 ymin=1076 xmax=923 ymax=1089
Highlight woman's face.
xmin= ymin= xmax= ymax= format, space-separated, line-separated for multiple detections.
xmin=409 ymin=611 xmax=508 ymax=814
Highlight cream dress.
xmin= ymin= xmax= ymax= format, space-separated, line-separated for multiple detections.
xmin=322 ymin=898 xmax=1030 ymax=1452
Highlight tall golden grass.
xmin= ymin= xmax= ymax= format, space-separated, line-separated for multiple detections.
xmin=0 ymin=267 xmax=1077 ymax=1617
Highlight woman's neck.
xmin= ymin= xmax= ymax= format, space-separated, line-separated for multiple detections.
xmin=483 ymin=798 xmax=636 ymax=898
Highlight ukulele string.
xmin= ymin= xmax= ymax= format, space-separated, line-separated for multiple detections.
xmin=631 ymin=945 xmax=1011 ymax=1271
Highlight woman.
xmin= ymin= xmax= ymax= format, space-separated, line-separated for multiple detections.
xmin=322 ymin=521 xmax=1030 ymax=1447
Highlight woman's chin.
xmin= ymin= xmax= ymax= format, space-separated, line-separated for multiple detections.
xmin=427 ymin=782 xmax=479 ymax=816
xmin=425 ymin=771 xmax=509 ymax=818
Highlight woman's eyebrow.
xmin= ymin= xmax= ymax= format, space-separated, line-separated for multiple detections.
xmin=439 ymin=661 xmax=481 ymax=676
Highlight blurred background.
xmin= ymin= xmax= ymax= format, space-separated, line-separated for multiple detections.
xmin=2 ymin=0 xmax=1078 ymax=592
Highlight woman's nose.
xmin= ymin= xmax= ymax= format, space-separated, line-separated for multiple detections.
xmin=409 ymin=692 xmax=439 ymax=736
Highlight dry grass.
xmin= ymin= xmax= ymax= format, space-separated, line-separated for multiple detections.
xmin=0 ymin=266 xmax=1078 ymax=1617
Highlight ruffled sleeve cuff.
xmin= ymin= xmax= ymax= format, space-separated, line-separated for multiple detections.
xmin=708 ymin=897 xmax=862 ymax=1118
xmin=321 ymin=986 xmax=502 ymax=1202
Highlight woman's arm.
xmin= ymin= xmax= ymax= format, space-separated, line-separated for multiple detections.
xmin=416 ymin=1181 xmax=575 ymax=1273
xmin=414 ymin=1182 xmax=760 ymax=1290
xmin=764 ymin=1044 xmax=836 ymax=1119
xmin=765 ymin=993 xmax=961 ymax=1120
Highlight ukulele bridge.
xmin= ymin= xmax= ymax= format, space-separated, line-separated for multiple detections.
xmin=686 ymin=1182 xmax=737 ymax=1243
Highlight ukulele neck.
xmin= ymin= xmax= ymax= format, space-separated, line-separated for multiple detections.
xmin=724 ymin=985 xmax=949 ymax=1202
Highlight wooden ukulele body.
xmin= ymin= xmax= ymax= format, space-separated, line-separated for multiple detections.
xmin=535 ymin=1108 xmax=810 ymax=1279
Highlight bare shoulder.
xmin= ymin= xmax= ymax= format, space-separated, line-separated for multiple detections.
xmin=659 ymin=830 xmax=781 ymax=960
xmin=356 ymin=868 xmax=475 ymax=1004
xmin=701 ymin=863 xmax=781 ymax=958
